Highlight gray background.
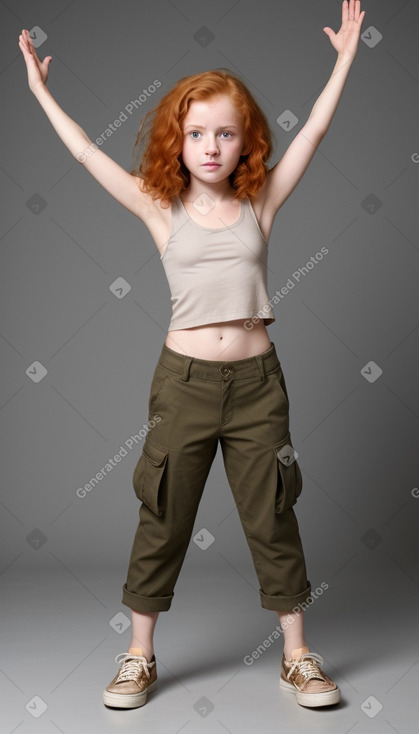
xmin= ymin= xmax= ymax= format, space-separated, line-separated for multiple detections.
xmin=1 ymin=0 xmax=418 ymax=732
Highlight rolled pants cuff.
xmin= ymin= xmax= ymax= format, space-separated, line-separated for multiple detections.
xmin=260 ymin=581 xmax=312 ymax=611
xmin=122 ymin=583 xmax=173 ymax=612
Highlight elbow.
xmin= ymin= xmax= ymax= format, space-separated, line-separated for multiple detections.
xmin=318 ymin=126 xmax=327 ymax=140
xmin=312 ymin=126 xmax=328 ymax=145
xmin=301 ymin=122 xmax=327 ymax=149
xmin=74 ymin=140 xmax=97 ymax=164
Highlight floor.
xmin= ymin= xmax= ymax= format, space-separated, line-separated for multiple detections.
xmin=2 ymin=563 xmax=417 ymax=734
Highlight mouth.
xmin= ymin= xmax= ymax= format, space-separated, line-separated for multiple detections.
xmin=203 ymin=163 xmax=221 ymax=167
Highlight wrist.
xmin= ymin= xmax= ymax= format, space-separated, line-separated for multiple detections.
xmin=31 ymin=81 xmax=48 ymax=98
xmin=336 ymin=51 xmax=356 ymax=65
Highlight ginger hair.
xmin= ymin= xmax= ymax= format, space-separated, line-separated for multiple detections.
xmin=129 ymin=68 xmax=274 ymax=206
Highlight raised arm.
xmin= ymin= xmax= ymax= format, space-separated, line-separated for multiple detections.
xmin=18 ymin=29 xmax=153 ymax=222
xmin=262 ymin=0 xmax=366 ymax=217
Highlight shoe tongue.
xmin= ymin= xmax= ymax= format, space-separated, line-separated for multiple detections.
xmin=290 ymin=646 xmax=310 ymax=659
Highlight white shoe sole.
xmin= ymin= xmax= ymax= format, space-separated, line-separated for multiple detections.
xmin=103 ymin=679 xmax=158 ymax=708
xmin=280 ymin=677 xmax=340 ymax=707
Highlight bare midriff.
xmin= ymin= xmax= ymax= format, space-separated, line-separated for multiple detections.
xmin=164 ymin=318 xmax=272 ymax=360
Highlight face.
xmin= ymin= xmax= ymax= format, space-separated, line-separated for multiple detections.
xmin=181 ymin=94 xmax=245 ymax=183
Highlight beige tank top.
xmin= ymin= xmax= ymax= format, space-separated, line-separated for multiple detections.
xmin=160 ymin=194 xmax=275 ymax=331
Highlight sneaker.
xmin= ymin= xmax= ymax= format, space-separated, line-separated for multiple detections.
xmin=103 ymin=650 xmax=158 ymax=708
xmin=279 ymin=646 xmax=340 ymax=707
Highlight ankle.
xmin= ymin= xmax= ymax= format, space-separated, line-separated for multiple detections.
xmin=128 ymin=645 xmax=154 ymax=661
xmin=283 ymin=643 xmax=308 ymax=661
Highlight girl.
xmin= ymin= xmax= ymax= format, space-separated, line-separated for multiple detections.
xmin=19 ymin=0 xmax=366 ymax=712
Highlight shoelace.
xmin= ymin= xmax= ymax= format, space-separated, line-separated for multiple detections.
xmin=286 ymin=652 xmax=326 ymax=682
xmin=114 ymin=653 xmax=155 ymax=683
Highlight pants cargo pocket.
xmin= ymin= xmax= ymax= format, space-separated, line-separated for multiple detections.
xmin=273 ymin=433 xmax=303 ymax=513
xmin=132 ymin=440 xmax=169 ymax=516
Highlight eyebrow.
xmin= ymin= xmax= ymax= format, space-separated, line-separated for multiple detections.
xmin=183 ymin=124 xmax=239 ymax=130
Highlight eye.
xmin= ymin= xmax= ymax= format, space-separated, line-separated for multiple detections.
xmin=220 ymin=132 xmax=232 ymax=139
xmin=189 ymin=131 xmax=201 ymax=139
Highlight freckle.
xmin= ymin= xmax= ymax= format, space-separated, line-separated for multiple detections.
xmin=219 ymin=336 xmax=223 ymax=340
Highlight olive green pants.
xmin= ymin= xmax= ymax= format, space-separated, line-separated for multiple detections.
xmin=122 ymin=340 xmax=311 ymax=612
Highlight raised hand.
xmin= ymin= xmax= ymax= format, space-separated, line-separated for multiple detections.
xmin=323 ymin=0 xmax=366 ymax=58
xmin=18 ymin=28 xmax=52 ymax=92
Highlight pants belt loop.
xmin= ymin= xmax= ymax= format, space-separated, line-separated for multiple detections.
xmin=255 ymin=354 xmax=265 ymax=381
xmin=181 ymin=355 xmax=193 ymax=381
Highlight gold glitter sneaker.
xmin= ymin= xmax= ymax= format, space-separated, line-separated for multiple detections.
xmin=103 ymin=649 xmax=158 ymax=708
xmin=280 ymin=646 xmax=340 ymax=707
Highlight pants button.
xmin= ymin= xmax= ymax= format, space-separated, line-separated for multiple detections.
xmin=220 ymin=365 xmax=231 ymax=377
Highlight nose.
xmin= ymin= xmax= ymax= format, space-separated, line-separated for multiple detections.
xmin=205 ymin=135 xmax=219 ymax=155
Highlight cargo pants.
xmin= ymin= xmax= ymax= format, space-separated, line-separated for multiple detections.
xmin=122 ymin=340 xmax=312 ymax=613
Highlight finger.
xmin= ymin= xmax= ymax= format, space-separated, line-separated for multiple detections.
xmin=18 ymin=35 xmax=31 ymax=57
xmin=25 ymin=30 xmax=38 ymax=58
xmin=18 ymin=31 xmax=28 ymax=50
xmin=354 ymin=0 xmax=361 ymax=20
xmin=21 ymin=30 xmax=30 ymax=50
xmin=25 ymin=29 xmax=34 ymax=48
xmin=342 ymin=0 xmax=348 ymax=24
xmin=19 ymin=30 xmax=36 ymax=59
xmin=22 ymin=35 xmax=32 ymax=54
xmin=323 ymin=27 xmax=335 ymax=41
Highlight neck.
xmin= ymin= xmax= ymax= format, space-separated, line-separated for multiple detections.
xmin=183 ymin=174 xmax=237 ymax=204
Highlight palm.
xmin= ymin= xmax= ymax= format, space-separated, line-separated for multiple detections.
xmin=18 ymin=29 xmax=52 ymax=91
xmin=323 ymin=0 xmax=366 ymax=58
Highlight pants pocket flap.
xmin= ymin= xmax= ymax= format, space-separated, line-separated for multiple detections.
xmin=143 ymin=440 xmax=168 ymax=467
xmin=132 ymin=441 xmax=169 ymax=516
xmin=273 ymin=434 xmax=302 ymax=513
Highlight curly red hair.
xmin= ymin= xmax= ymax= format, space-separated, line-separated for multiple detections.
xmin=130 ymin=68 xmax=274 ymax=206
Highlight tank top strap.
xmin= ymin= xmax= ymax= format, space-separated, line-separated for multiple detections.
xmin=170 ymin=194 xmax=189 ymax=236
xmin=241 ymin=196 xmax=251 ymax=222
